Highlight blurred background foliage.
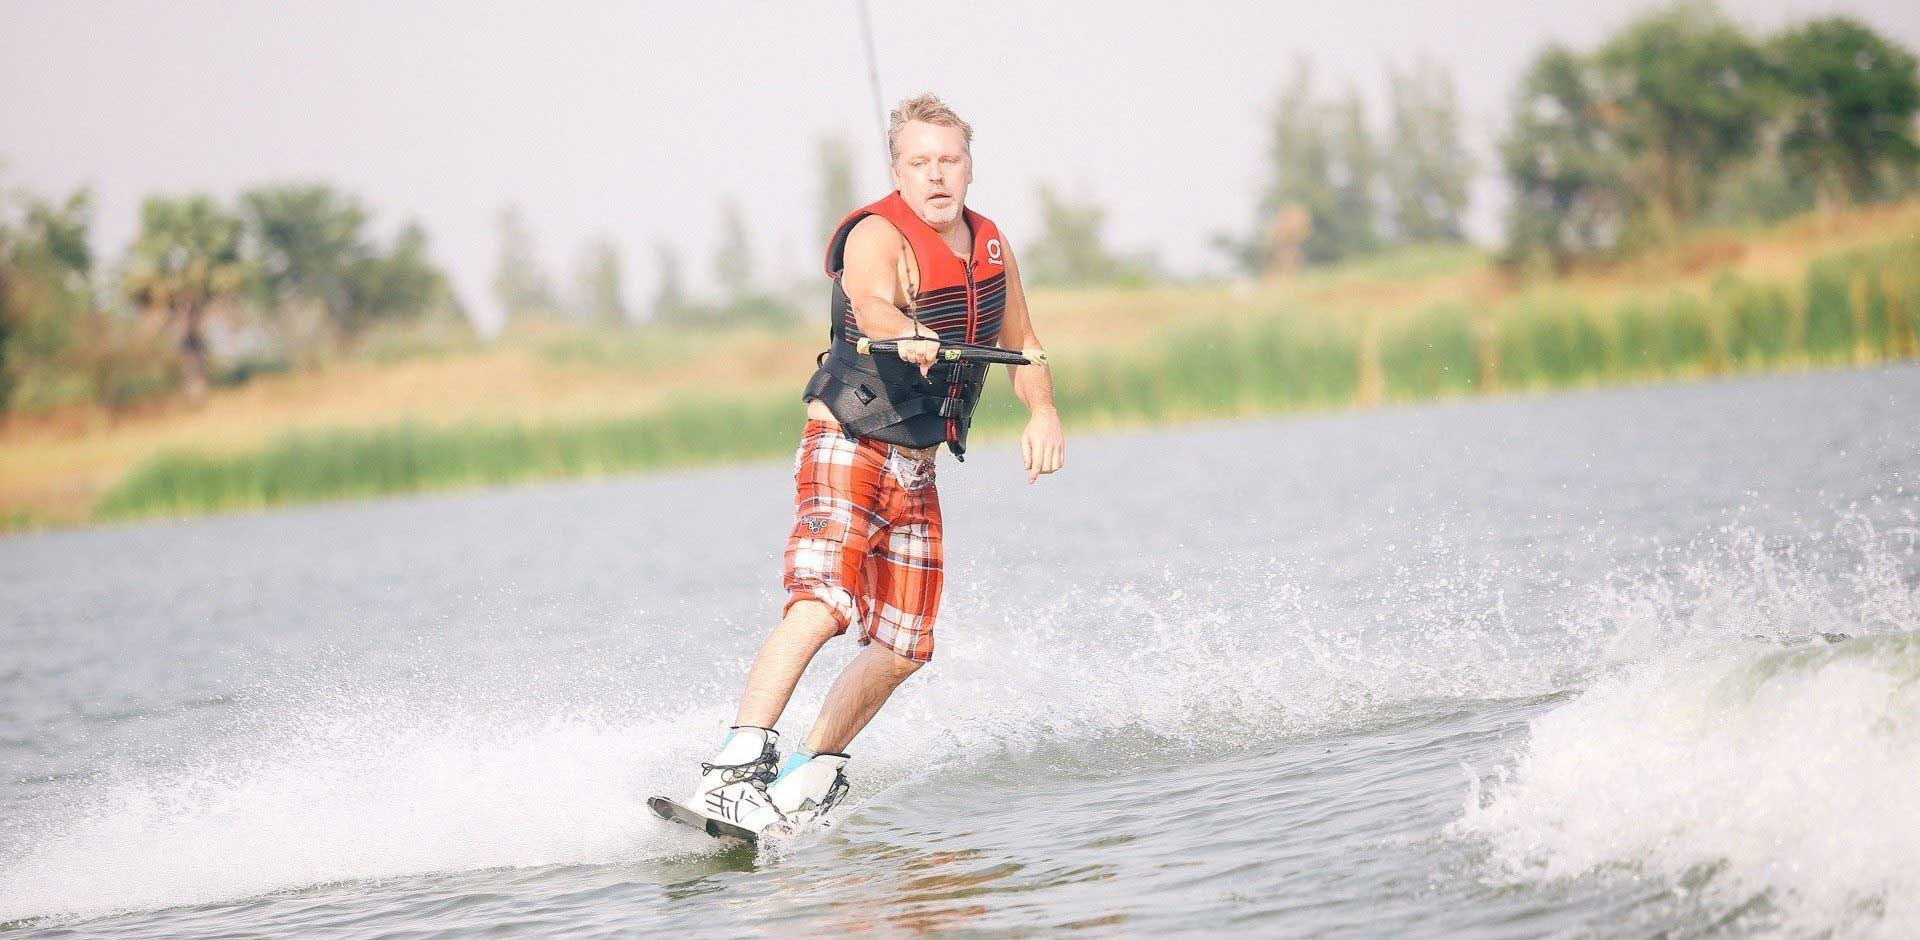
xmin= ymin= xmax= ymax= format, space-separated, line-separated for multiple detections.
xmin=2 ymin=1 xmax=1918 ymax=528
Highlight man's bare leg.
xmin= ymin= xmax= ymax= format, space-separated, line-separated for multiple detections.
xmin=803 ymin=645 xmax=924 ymax=754
xmin=734 ymin=600 xmax=842 ymax=729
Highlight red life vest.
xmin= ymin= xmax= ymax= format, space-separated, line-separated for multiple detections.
xmin=802 ymin=192 xmax=1009 ymax=457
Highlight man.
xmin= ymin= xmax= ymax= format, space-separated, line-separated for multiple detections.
xmin=684 ymin=94 xmax=1064 ymax=836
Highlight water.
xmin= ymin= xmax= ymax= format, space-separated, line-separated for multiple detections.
xmin=3 ymin=366 xmax=1917 ymax=939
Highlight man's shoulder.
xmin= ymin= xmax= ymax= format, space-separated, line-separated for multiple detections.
xmin=844 ymin=214 xmax=906 ymax=258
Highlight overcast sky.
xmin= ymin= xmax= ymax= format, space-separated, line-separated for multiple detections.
xmin=4 ymin=0 xmax=1916 ymax=332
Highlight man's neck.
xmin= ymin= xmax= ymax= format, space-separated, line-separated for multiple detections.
xmin=930 ymin=215 xmax=971 ymax=260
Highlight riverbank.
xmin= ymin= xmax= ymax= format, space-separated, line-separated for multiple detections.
xmin=6 ymin=201 xmax=1918 ymax=530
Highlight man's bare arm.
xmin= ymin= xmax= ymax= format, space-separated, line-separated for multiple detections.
xmin=841 ymin=217 xmax=933 ymax=340
xmin=994 ymin=241 xmax=1064 ymax=482
xmin=995 ymin=242 xmax=1058 ymax=416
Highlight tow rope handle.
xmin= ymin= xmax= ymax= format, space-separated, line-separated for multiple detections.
xmin=857 ymin=336 xmax=1047 ymax=367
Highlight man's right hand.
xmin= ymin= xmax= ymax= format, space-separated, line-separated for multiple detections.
xmin=897 ymin=330 xmax=940 ymax=377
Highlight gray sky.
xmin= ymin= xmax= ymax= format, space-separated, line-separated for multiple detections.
xmin=4 ymin=0 xmax=1916 ymax=332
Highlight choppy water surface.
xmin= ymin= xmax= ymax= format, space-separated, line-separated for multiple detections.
xmin=3 ymin=366 xmax=1918 ymax=939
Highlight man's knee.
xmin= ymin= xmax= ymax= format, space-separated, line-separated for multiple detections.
xmin=875 ymin=646 xmax=925 ymax=682
xmin=782 ymin=599 xmax=843 ymax=642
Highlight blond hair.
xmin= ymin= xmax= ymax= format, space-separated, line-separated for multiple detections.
xmin=887 ymin=93 xmax=973 ymax=164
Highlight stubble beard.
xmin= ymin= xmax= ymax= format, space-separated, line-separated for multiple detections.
xmin=917 ymin=197 xmax=962 ymax=229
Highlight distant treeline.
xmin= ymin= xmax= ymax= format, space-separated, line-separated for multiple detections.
xmin=3 ymin=1 xmax=1916 ymax=419
xmin=1218 ymin=3 xmax=1920 ymax=277
xmin=1215 ymin=56 xmax=1476 ymax=276
xmin=1500 ymin=5 xmax=1918 ymax=270
xmin=0 ymin=183 xmax=462 ymax=413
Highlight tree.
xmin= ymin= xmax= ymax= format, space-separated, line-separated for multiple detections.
xmin=21 ymin=190 xmax=92 ymax=277
xmin=1768 ymin=17 xmax=1920 ymax=211
xmin=493 ymin=204 xmax=556 ymax=321
xmin=241 ymin=184 xmax=367 ymax=331
xmin=574 ymin=236 xmax=629 ymax=328
xmin=1 ymin=187 xmax=95 ymax=410
xmin=1385 ymin=58 xmax=1474 ymax=243
xmin=243 ymin=185 xmax=454 ymax=350
xmin=1501 ymin=46 xmax=1633 ymax=271
xmin=1025 ymin=183 xmax=1154 ymax=287
xmin=2 ymin=186 xmax=176 ymax=413
xmin=1230 ymin=58 xmax=1386 ymax=274
xmin=651 ymin=240 xmax=691 ymax=324
xmin=1326 ymin=87 xmax=1382 ymax=257
xmin=713 ymin=199 xmax=753 ymax=300
xmin=346 ymin=222 xmax=455 ymax=336
xmin=125 ymin=195 xmax=246 ymax=402
xmin=818 ymin=134 xmax=858 ymax=244
xmin=1256 ymin=60 xmax=1338 ymax=268
xmin=1595 ymin=1 xmax=1767 ymax=234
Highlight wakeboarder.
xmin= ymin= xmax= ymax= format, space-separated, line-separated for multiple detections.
xmin=652 ymin=93 xmax=1064 ymax=843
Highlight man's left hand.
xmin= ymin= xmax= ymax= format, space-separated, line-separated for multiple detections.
xmin=1021 ymin=409 xmax=1064 ymax=484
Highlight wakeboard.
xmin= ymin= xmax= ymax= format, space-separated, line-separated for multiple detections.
xmin=648 ymin=796 xmax=758 ymax=847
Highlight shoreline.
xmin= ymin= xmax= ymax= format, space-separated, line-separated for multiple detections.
xmin=8 ymin=204 xmax=1918 ymax=532
xmin=8 ymin=357 xmax=1909 ymax=536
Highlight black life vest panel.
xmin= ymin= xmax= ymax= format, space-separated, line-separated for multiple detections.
xmin=802 ymin=191 xmax=1009 ymax=458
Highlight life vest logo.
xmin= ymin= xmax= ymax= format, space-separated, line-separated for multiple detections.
xmin=986 ymin=238 xmax=1003 ymax=265
xmin=802 ymin=516 xmax=830 ymax=534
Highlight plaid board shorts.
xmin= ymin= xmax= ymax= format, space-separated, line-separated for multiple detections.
xmin=782 ymin=420 xmax=944 ymax=662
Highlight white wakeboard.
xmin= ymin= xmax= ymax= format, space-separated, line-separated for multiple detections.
xmin=647 ymin=796 xmax=758 ymax=847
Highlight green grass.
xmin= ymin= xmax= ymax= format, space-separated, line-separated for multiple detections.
xmin=94 ymin=397 xmax=800 ymax=521
xmin=1381 ymin=303 xmax=1479 ymax=399
xmin=92 ymin=240 xmax=1920 ymax=524
xmin=1296 ymin=241 xmax=1484 ymax=286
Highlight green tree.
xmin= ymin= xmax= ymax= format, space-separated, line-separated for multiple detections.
xmin=1025 ymin=183 xmax=1154 ymax=287
xmin=1384 ymin=58 xmax=1474 ymax=243
xmin=243 ymin=185 xmax=454 ymax=350
xmin=818 ymin=134 xmax=858 ymax=244
xmin=574 ymin=236 xmax=629 ymax=328
xmin=346 ymin=222 xmax=455 ymax=337
xmin=1255 ymin=60 xmax=1337 ymax=267
xmin=125 ymin=195 xmax=247 ymax=402
xmin=1501 ymin=46 xmax=1633 ymax=272
xmin=493 ymin=204 xmax=556 ymax=321
xmin=651 ymin=240 xmax=692 ymax=324
xmin=241 ymin=184 xmax=367 ymax=331
xmin=21 ymin=190 xmax=92 ymax=276
xmin=1230 ymin=58 xmax=1386 ymax=272
xmin=1768 ymin=17 xmax=1920 ymax=211
xmin=0 ymin=188 xmax=94 ymax=410
xmin=1326 ymin=87 xmax=1382 ymax=257
xmin=3 ymin=186 xmax=175 ymax=413
xmin=1596 ymin=1 xmax=1767 ymax=234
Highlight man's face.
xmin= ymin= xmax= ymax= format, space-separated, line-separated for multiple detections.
xmin=890 ymin=121 xmax=972 ymax=229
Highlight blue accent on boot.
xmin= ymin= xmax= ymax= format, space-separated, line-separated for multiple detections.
xmin=775 ymin=748 xmax=814 ymax=782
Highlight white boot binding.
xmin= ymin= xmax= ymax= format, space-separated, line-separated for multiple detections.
xmin=702 ymin=726 xmax=781 ymax=788
xmin=690 ymin=726 xmax=787 ymax=834
xmin=766 ymin=752 xmax=852 ymax=826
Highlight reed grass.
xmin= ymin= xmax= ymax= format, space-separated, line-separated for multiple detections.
xmin=94 ymin=398 xmax=800 ymax=521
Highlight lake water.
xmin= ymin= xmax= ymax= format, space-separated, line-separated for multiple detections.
xmin=3 ymin=366 xmax=1917 ymax=939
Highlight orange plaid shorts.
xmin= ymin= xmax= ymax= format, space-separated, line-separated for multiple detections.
xmin=782 ymin=420 xmax=944 ymax=662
